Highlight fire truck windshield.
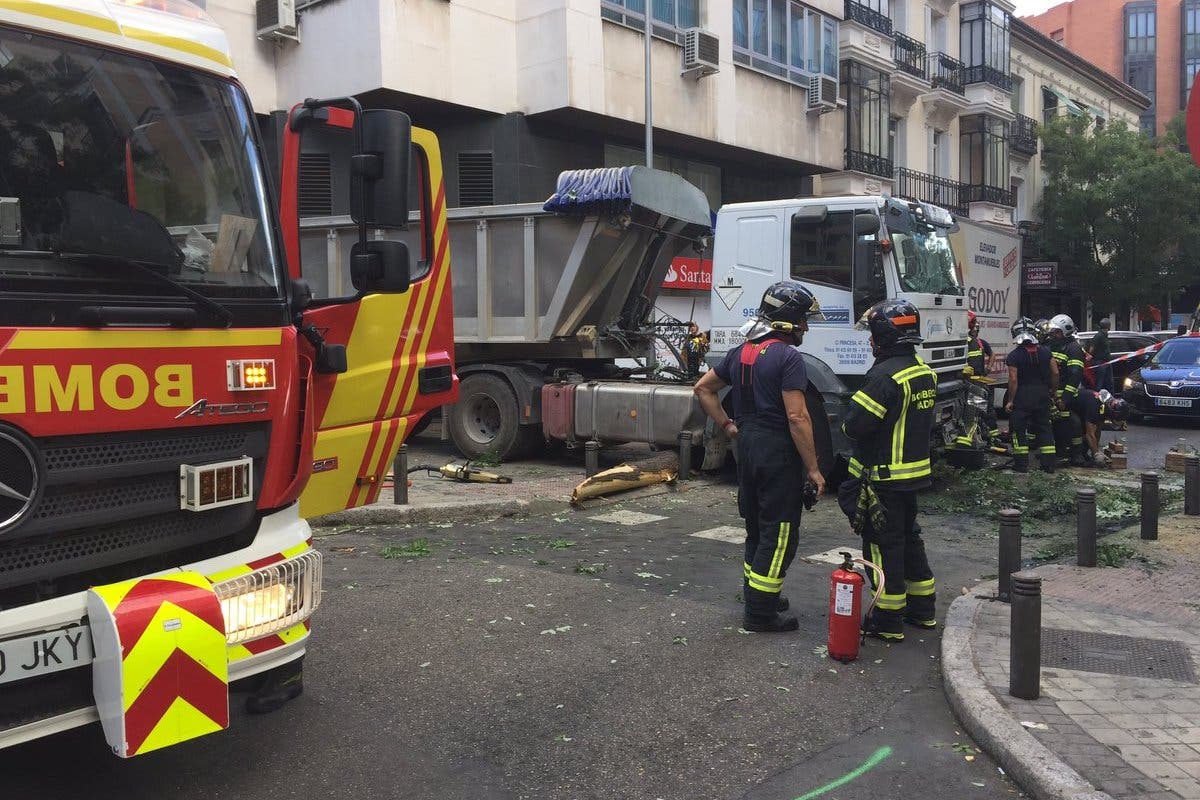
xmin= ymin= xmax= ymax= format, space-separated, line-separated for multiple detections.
xmin=885 ymin=201 xmax=964 ymax=297
xmin=0 ymin=26 xmax=285 ymax=324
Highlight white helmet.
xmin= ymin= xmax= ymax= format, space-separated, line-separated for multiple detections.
xmin=1048 ymin=313 xmax=1076 ymax=337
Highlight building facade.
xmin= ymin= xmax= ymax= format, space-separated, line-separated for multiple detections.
xmin=1022 ymin=0 xmax=1197 ymax=136
xmin=202 ymin=0 xmax=1146 ymax=335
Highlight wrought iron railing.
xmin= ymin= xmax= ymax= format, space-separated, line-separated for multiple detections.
xmin=894 ymin=168 xmax=968 ymax=215
xmin=1011 ymin=113 xmax=1038 ymax=155
xmin=927 ymin=52 xmax=964 ymax=95
xmin=846 ymin=149 xmax=894 ymax=178
xmin=893 ymin=32 xmax=927 ymax=79
xmin=844 ymin=0 xmax=893 ymax=36
xmin=964 ymin=184 xmax=1015 ymax=206
xmin=961 ymin=64 xmax=1014 ymax=91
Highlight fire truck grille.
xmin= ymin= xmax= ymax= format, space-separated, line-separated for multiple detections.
xmin=0 ymin=423 xmax=270 ymax=600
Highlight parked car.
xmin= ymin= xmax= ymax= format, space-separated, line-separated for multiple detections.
xmin=1076 ymin=330 xmax=1159 ymax=388
xmin=1122 ymin=335 xmax=1200 ymax=420
xmin=1147 ymin=330 xmax=1182 ymax=343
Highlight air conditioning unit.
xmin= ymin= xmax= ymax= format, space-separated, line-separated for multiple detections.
xmin=807 ymin=74 xmax=841 ymax=113
xmin=681 ymin=28 xmax=719 ymax=78
xmin=256 ymin=0 xmax=297 ymax=40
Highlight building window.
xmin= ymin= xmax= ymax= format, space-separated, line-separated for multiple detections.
xmin=1184 ymin=1 xmax=1200 ymax=106
xmin=1050 ymin=28 xmax=1064 ymax=43
xmin=889 ymin=116 xmax=906 ymax=169
xmin=960 ymin=114 xmax=1010 ymax=199
xmin=960 ymin=1 xmax=1011 ymax=90
xmin=1125 ymin=3 xmax=1156 ymax=56
xmin=602 ymin=0 xmax=702 ymax=32
xmin=733 ymin=0 xmax=838 ymax=83
xmin=842 ymin=60 xmax=892 ymax=177
xmin=1010 ymin=75 xmax=1023 ymax=114
xmin=1041 ymin=87 xmax=1058 ymax=125
xmin=1186 ymin=58 xmax=1200 ymax=106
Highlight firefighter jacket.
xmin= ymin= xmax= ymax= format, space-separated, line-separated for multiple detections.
xmin=1049 ymin=338 xmax=1086 ymax=399
xmin=966 ymin=334 xmax=992 ymax=377
xmin=842 ymin=350 xmax=938 ymax=491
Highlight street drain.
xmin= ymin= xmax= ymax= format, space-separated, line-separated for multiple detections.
xmin=1041 ymin=628 xmax=1197 ymax=683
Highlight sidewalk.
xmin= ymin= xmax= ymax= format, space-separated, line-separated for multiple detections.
xmin=944 ymin=515 xmax=1200 ymax=800
xmin=313 ymin=432 xmax=714 ymax=528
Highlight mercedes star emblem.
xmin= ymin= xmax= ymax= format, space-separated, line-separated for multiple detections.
xmin=0 ymin=427 xmax=40 ymax=533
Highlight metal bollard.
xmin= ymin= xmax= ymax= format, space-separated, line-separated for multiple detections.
xmin=1185 ymin=455 xmax=1200 ymax=516
xmin=998 ymin=508 xmax=1022 ymax=603
xmin=1141 ymin=471 xmax=1160 ymax=541
xmin=393 ymin=444 xmax=409 ymax=506
xmin=677 ymin=431 xmax=693 ymax=482
xmin=1009 ymin=571 xmax=1042 ymax=701
xmin=1076 ymin=488 xmax=1097 ymax=568
xmin=585 ymin=440 xmax=601 ymax=477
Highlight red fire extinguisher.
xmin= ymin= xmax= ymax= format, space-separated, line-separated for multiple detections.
xmin=828 ymin=551 xmax=864 ymax=663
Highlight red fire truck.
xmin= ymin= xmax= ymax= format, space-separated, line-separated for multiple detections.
xmin=0 ymin=0 xmax=454 ymax=756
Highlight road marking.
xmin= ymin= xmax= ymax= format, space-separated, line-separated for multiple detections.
xmin=803 ymin=547 xmax=857 ymax=565
xmin=589 ymin=510 xmax=667 ymax=526
xmin=792 ymin=745 xmax=893 ymax=800
xmin=690 ymin=525 xmax=745 ymax=544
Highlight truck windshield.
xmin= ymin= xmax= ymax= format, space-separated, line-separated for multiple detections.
xmin=0 ymin=26 xmax=283 ymax=319
xmin=886 ymin=203 xmax=963 ymax=296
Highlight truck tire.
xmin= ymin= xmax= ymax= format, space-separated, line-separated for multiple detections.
xmin=449 ymin=373 xmax=523 ymax=461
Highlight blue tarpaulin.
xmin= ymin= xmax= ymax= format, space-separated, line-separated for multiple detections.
xmin=543 ymin=167 xmax=635 ymax=215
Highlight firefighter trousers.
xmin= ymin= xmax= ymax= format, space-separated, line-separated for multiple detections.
xmin=1052 ymin=407 xmax=1084 ymax=459
xmin=861 ymin=488 xmax=936 ymax=628
xmin=1010 ymin=399 xmax=1056 ymax=467
xmin=736 ymin=419 xmax=804 ymax=621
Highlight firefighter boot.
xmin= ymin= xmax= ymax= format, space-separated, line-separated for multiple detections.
xmin=245 ymin=657 xmax=304 ymax=714
xmin=904 ymin=584 xmax=937 ymax=630
xmin=743 ymin=586 xmax=799 ymax=632
xmin=741 ymin=578 xmax=789 ymax=612
xmin=1040 ymin=453 xmax=1056 ymax=474
xmin=862 ymin=611 xmax=904 ymax=642
xmin=1013 ymin=453 xmax=1029 ymax=474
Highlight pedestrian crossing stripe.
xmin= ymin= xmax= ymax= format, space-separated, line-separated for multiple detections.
xmin=801 ymin=547 xmax=854 ymax=565
xmin=689 ymin=525 xmax=745 ymax=544
xmin=589 ymin=510 xmax=668 ymax=526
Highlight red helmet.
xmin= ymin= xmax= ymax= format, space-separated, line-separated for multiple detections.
xmin=967 ymin=310 xmax=979 ymax=330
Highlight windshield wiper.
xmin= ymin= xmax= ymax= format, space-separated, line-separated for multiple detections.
xmin=57 ymin=252 xmax=233 ymax=327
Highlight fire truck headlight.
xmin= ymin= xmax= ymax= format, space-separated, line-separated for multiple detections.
xmin=213 ymin=551 xmax=322 ymax=644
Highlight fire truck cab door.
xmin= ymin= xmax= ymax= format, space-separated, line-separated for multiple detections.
xmin=284 ymin=114 xmax=456 ymax=518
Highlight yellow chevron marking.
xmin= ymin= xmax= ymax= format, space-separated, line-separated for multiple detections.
xmin=123 ymin=602 xmax=226 ymax=709
xmin=136 ymin=697 xmax=225 ymax=756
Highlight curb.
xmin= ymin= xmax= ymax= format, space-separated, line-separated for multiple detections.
xmin=312 ymin=497 xmax=568 ymax=528
xmin=941 ymin=590 xmax=1113 ymax=800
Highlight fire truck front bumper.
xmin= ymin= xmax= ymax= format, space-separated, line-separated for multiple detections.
xmin=0 ymin=504 xmax=321 ymax=755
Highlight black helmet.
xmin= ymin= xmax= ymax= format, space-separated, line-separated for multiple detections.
xmin=856 ymin=299 xmax=923 ymax=347
xmin=1011 ymin=316 xmax=1038 ymax=345
xmin=757 ymin=280 xmax=826 ymax=332
xmin=1033 ymin=318 xmax=1051 ymax=344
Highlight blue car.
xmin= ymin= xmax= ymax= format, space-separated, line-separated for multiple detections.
xmin=1123 ymin=335 xmax=1200 ymax=420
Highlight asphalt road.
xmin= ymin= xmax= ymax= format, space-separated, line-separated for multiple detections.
xmin=1 ymin=487 xmax=1027 ymax=800
xmin=1116 ymin=417 xmax=1200 ymax=470
xmin=3 ymin=419 xmax=1191 ymax=800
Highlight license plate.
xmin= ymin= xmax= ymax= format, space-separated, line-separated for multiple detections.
xmin=0 ymin=625 xmax=93 ymax=686
xmin=1155 ymin=397 xmax=1194 ymax=408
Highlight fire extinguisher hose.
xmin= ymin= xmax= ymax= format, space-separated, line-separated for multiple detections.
xmin=853 ymin=558 xmax=887 ymax=620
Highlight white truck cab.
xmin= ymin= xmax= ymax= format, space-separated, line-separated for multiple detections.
xmin=707 ymin=195 xmax=971 ymax=465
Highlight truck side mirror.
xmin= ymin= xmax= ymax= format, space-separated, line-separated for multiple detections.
xmin=853 ymin=213 xmax=881 ymax=236
xmin=351 ymin=240 xmax=411 ymax=293
xmin=793 ymin=205 xmax=828 ymax=226
xmin=350 ymin=109 xmax=411 ymax=228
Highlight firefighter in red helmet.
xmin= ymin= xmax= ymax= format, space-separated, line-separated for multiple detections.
xmin=694 ymin=281 xmax=826 ymax=632
xmin=837 ymin=299 xmax=938 ymax=642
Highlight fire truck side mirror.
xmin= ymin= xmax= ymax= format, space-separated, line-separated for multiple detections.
xmin=350 ymin=239 xmax=411 ymax=294
xmin=350 ymin=109 xmax=411 ymax=228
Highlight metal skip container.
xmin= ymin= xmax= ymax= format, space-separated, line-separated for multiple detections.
xmin=573 ymin=382 xmax=706 ymax=447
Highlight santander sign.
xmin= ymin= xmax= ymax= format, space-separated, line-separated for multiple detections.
xmin=662 ymin=257 xmax=713 ymax=291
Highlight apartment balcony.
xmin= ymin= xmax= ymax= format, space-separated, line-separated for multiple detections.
xmin=894 ymin=167 xmax=968 ymax=215
xmin=840 ymin=0 xmax=894 ymax=72
xmin=964 ymin=184 xmax=1015 ymax=206
xmin=961 ymin=65 xmax=1015 ymax=121
xmin=844 ymin=0 xmax=893 ymax=36
xmin=891 ymin=33 xmax=929 ymax=114
xmin=1011 ymin=113 xmax=1038 ymax=157
xmin=845 ymin=149 xmax=894 ymax=179
xmin=962 ymin=64 xmax=1013 ymax=92
xmin=919 ymin=53 xmax=970 ymax=129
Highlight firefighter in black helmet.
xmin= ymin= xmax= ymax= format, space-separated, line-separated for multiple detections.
xmin=838 ymin=299 xmax=937 ymax=642
xmin=695 ymin=281 xmax=827 ymax=632
xmin=1005 ymin=317 xmax=1059 ymax=474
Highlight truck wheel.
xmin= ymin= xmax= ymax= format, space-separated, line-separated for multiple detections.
xmin=449 ymin=373 xmax=522 ymax=461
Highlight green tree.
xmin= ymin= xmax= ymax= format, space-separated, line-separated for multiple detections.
xmin=1036 ymin=115 xmax=1200 ymax=321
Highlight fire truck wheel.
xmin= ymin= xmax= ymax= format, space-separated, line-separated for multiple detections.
xmin=449 ymin=373 xmax=522 ymax=461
